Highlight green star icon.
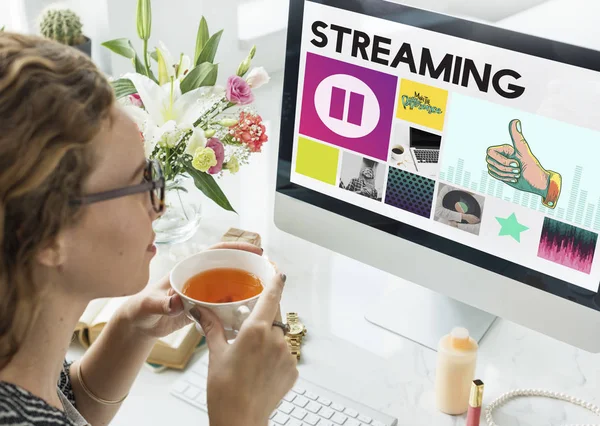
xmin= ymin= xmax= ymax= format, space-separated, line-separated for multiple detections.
xmin=496 ymin=213 xmax=529 ymax=242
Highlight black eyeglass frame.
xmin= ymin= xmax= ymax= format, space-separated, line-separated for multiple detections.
xmin=69 ymin=159 xmax=166 ymax=213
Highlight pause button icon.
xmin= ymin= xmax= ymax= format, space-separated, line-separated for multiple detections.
xmin=329 ymin=87 xmax=365 ymax=126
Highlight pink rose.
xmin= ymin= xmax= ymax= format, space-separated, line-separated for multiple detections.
xmin=206 ymin=138 xmax=225 ymax=174
xmin=226 ymin=75 xmax=254 ymax=105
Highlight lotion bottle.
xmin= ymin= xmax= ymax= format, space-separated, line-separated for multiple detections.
xmin=434 ymin=327 xmax=479 ymax=415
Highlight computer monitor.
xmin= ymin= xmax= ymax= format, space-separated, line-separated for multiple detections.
xmin=274 ymin=0 xmax=600 ymax=352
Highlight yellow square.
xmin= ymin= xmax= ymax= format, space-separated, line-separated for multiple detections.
xmin=295 ymin=137 xmax=339 ymax=185
xmin=396 ymin=79 xmax=448 ymax=131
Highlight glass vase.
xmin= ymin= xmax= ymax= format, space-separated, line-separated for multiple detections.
xmin=153 ymin=176 xmax=202 ymax=245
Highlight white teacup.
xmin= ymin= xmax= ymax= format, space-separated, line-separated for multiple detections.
xmin=170 ymin=249 xmax=276 ymax=338
xmin=391 ymin=145 xmax=405 ymax=161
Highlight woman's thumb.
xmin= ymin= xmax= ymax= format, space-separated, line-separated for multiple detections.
xmin=189 ymin=306 xmax=227 ymax=354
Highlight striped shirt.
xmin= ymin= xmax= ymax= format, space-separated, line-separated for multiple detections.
xmin=0 ymin=360 xmax=81 ymax=425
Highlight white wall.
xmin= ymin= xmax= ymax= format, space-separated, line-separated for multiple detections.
xmin=17 ymin=0 xmax=112 ymax=74
xmin=13 ymin=0 xmax=556 ymax=79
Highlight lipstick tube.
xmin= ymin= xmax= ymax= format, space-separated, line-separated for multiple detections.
xmin=466 ymin=379 xmax=484 ymax=426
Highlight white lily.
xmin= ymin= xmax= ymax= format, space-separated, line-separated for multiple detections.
xmin=122 ymin=71 xmax=221 ymax=156
xmin=185 ymin=127 xmax=207 ymax=156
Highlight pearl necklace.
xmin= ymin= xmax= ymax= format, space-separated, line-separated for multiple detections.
xmin=485 ymin=389 xmax=600 ymax=426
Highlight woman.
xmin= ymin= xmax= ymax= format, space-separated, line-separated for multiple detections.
xmin=0 ymin=32 xmax=298 ymax=426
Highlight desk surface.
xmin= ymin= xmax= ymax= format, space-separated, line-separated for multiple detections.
xmin=68 ymin=205 xmax=599 ymax=426
xmin=68 ymin=6 xmax=600 ymax=423
xmin=67 ymin=144 xmax=599 ymax=426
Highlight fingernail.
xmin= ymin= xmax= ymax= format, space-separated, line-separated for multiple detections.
xmin=189 ymin=308 xmax=201 ymax=322
xmin=515 ymin=174 xmax=520 ymax=179
xmin=280 ymin=273 xmax=287 ymax=283
xmin=512 ymin=169 xmax=520 ymax=174
xmin=168 ymin=295 xmax=173 ymax=311
xmin=511 ymin=179 xmax=517 ymax=183
xmin=548 ymin=201 xmax=554 ymax=207
xmin=510 ymin=162 xmax=518 ymax=167
xmin=516 ymin=120 xmax=522 ymax=133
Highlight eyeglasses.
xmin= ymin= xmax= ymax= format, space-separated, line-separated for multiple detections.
xmin=70 ymin=159 xmax=166 ymax=213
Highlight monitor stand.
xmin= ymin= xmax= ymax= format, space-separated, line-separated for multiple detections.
xmin=364 ymin=279 xmax=497 ymax=351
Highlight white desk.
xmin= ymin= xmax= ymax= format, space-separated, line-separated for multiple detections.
xmin=68 ymin=12 xmax=600 ymax=422
xmin=67 ymin=136 xmax=599 ymax=425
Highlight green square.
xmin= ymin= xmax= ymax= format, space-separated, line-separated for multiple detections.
xmin=295 ymin=137 xmax=339 ymax=185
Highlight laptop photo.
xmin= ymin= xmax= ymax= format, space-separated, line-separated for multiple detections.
xmin=409 ymin=126 xmax=442 ymax=178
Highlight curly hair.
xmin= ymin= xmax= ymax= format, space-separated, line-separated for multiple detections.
xmin=0 ymin=32 xmax=114 ymax=366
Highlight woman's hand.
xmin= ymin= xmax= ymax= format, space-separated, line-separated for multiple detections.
xmin=191 ymin=273 xmax=298 ymax=426
xmin=118 ymin=242 xmax=264 ymax=340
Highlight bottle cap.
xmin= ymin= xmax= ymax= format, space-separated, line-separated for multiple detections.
xmin=450 ymin=327 xmax=472 ymax=350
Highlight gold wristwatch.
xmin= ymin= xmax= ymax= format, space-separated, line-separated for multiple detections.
xmin=285 ymin=312 xmax=306 ymax=360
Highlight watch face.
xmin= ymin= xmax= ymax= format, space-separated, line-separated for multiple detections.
xmin=289 ymin=323 xmax=304 ymax=335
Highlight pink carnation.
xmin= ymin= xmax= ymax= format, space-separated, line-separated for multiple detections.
xmin=230 ymin=112 xmax=268 ymax=153
xmin=128 ymin=93 xmax=144 ymax=108
xmin=206 ymin=138 xmax=225 ymax=174
xmin=226 ymin=76 xmax=254 ymax=105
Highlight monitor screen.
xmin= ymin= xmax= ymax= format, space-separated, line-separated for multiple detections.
xmin=277 ymin=0 xmax=600 ymax=311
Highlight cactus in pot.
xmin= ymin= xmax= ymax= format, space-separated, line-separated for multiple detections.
xmin=38 ymin=8 xmax=91 ymax=57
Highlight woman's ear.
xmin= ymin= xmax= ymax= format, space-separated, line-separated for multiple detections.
xmin=35 ymin=235 xmax=67 ymax=268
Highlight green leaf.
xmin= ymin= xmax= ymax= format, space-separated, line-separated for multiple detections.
xmin=102 ymin=38 xmax=136 ymax=59
xmin=111 ymin=78 xmax=137 ymax=99
xmin=195 ymin=29 xmax=223 ymax=66
xmin=180 ymin=63 xmax=218 ymax=94
xmin=150 ymin=50 xmax=158 ymax=61
xmin=103 ymin=38 xmax=156 ymax=82
xmin=194 ymin=17 xmax=210 ymax=65
xmin=182 ymin=158 xmax=236 ymax=213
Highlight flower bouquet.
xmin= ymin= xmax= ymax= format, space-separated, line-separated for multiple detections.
xmin=102 ymin=0 xmax=269 ymax=241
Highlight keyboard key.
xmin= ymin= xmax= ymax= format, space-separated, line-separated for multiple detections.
xmin=318 ymin=407 xmax=334 ymax=419
xmin=357 ymin=415 xmax=372 ymax=424
xmin=293 ymin=386 xmax=306 ymax=395
xmin=279 ymin=402 xmax=295 ymax=415
xmin=331 ymin=403 xmax=345 ymax=412
xmin=305 ymin=391 xmax=319 ymax=400
xmin=287 ymin=420 xmax=303 ymax=426
xmin=293 ymin=396 xmax=309 ymax=408
xmin=172 ymin=381 xmax=188 ymax=394
xmin=283 ymin=392 xmax=297 ymax=403
xmin=183 ymin=387 xmax=200 ymax=400
xmin=317 ymin=397 xmax=332 ymax=406
xmin=304 ymin=413 xmax=320 ymax=425
xmin=344 ymin=408 xmax=359 ymax=418
xmin=291 ymin=407 xmax=307 ymax=420
xmin=306 ymin=401 xmax=321 ymax=414
xmin=372 ymin=422 xmax=386 ymax=426
xmin=270 ymin=411 xmax=277 ymax=419
xmin=195 ymin=392 xmax=206 ymax=406
xmin=317 ymin=421 xmax=334 ymax=426
xmin=332 ymin=413 xmax=348 ymax=425
xmin=273 ymin=412 xmax=290 ymax=425
xmin=345 ymin=419 xmax=361 ymax=426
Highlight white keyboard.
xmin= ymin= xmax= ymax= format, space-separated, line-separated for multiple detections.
xmin=170 ymin=353 xmax=398 ymax=426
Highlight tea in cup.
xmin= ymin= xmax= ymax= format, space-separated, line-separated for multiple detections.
xmin=170 ymin=249 xmax=276 ymax=337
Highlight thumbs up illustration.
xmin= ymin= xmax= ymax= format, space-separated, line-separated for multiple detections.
xmin=486 ymin=119 xmax=562 ymax=208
